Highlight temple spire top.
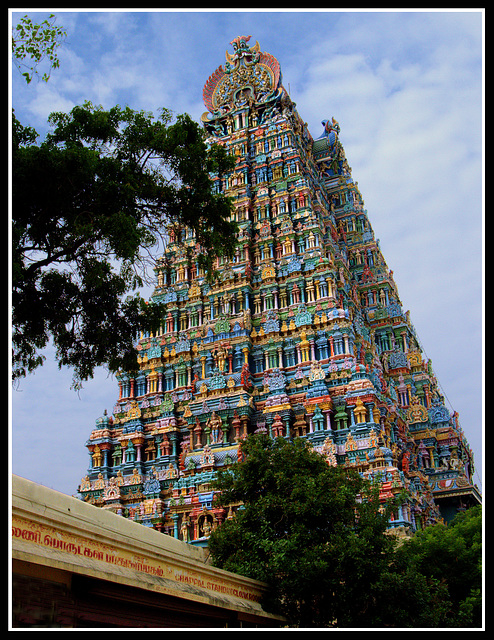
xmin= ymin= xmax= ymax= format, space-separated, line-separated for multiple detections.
xmin=202 ymin=36 xmax=282 ymax=119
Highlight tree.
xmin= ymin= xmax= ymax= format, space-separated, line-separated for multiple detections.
xmin=207 ymin=434 xmax=398 ymax=628
xmin=12 ymin=103 xmax=236 ymax=385
xmin=364 ymin=562 xmax=453 ymax=628
xmin=383 ymin=504 xmax=483 ymax=628
xmin=12 ymin=13 xmax=67 ymax=84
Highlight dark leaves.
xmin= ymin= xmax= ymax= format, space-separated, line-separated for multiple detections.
xmin=12 ymin=103 xmax=236 ymax=383
xmin=208 ymin=435 xmax=395 ymax=627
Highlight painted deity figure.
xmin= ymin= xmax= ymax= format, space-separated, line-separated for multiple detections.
xmin=207 ymin=411 xmax=223 ymax=444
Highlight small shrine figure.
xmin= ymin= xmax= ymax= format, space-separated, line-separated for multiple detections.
xmin=321 ymin=437 xmax=337 ymax=467
xmin=271 ymin=414 xmax=285 ymax=438
xmin=94 ymin=473 xmax=105 ymax=489
xmin=309 ymin=361 xmax=325 ymax=382
xmin=207 ymin=411 xmax=223 ymax=444
xmin=80 ymin=475 xmax=91 ymax=491
xmin=130 ymin=468 xmax=141 ymax=485
xmin=165 ymin=463 xmax=178 ymax=479
xmin=201 ymin=514 xmax=213 ymax=538
xmin=241 ymin=362 xmax=251 ymax=387
xmin=180 ymin=516 xmax=190 ymax=542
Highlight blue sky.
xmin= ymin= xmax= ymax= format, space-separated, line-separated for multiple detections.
xmin=10 ymin=9 xmax=484 ymax=497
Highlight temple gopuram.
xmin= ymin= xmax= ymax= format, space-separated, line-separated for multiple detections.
xmin=78 ymin=36 xmax=480 ymax=544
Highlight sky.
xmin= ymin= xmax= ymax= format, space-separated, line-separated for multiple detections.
xmin=10 ymin=9 xmax=484 ymax=498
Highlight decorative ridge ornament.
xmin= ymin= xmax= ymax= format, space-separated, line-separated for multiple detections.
xmin=225 ymin=36 xmax=260 ymax=71
xmin=202 ymin=36 xmax=282 ymax=116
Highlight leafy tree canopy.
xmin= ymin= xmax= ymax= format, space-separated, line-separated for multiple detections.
xmin=208 ymin=435 xmax=482 ymax=628
xmin=385 ymin=504 xmax=483 ymax=628
xmin=12 ymin=103 xmax=236 ymax=385
xmin=208 ymin=434 xmax=399 ymax=628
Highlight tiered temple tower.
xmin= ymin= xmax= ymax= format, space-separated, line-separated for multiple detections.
xmin=78 ymin=37 xmax=480 ymax=544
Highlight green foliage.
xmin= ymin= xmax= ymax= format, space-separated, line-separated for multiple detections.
xmin=365 ymin=567 xmax=452 ymax=628
xmin=386 ymin=504 xmax=483 ymax=627
xmin=208 ymin=436 xmax=482 ymax=628
xmin=12 ymin=104 xmax=237 ymax=385
xmin=12 ymin=14 xmax=67 ymax=84
xmin=208 ymin=435 xmax=397 ymax=627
